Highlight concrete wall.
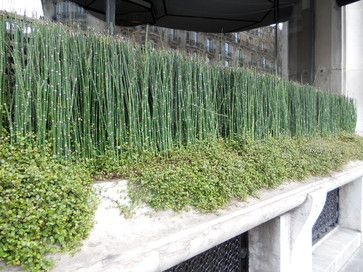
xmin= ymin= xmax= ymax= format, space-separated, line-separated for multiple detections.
xmin=288 ymin=0 xmax=363 ymax=133
xmin=344 ymin=1 xmax=363 ymax=134
xmin=314 ymin=0 xmax=342 ymax=93
xmin=278 ymin=22 xmax=289 ymax=79
xmin=85 ymin=14 xmax=107 ymax=32
xmin=288 ymin=0 xmax=314 ymax=84
xmin=250 ymin=173 xmax=363 ymax=272
xmin=41 ymin=0 xmax=55 ymax=19
xmin=288 ymin=0 xmax=343 ymax=93
xmin=46 ymin=162 xmax=363 ymax=272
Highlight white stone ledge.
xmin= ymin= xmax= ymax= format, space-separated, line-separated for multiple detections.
xmin=51 ymin=161 xmax=363 ymax=272
xmin=313 ymin=227 xmax=361 ymax=272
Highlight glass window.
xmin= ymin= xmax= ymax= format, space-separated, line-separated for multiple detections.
xmin=262 ymin=57 xmax=267 ymax=68
xmin=187 ymin=32 xmax=198 ymax=44
xmin=234 ymin=33 xmax=240 ymax=43
xmin=237 ymin=50 xmax=243 ymax=60
xmin=224 ymin=42 xmax=229 ymax=54
xmin=170 ymin=29 xmax=177 ymax=40
xmin=206 ymin=38 xmax=212 ymax=51
xmin=192 ymin=32 xmax=198 ymax=42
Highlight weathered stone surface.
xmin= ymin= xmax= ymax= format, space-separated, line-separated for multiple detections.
xmin=50 ymin=161 xmax=363 ymax=272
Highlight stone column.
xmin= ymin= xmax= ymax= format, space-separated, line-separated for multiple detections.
xmin=344 ymin=1 xmax=363 ymax=134
xmin=339 ymin=177 xmax=363 ymax=241
xmin=249 ymin=191 xmax=327 ymax=272
xmin=288 ymin=0 xmax=343 ymax=94
xmin=41 ymin=0 xmax=55 ymax=19
xmin=106 ymin=0 xmax=116 ymax=35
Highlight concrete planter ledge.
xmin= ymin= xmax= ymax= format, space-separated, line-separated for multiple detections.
xmin=51 ymin=161 xmax=363 ymax=272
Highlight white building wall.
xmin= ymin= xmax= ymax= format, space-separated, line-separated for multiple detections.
xmin=344 ymin=1 xmax=363 ymax=135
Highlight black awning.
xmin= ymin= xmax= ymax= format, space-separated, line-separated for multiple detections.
xmin=69 ymin=0 xmax=298 ymax=33
xmin=337 ymin=0 xmax=361 ymax=6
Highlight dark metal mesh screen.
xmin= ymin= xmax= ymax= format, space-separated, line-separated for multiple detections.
xmin=312 ymin=188 xmax=339 ymax=244
xmin=165 ymin=233 xmax=248 ymax=272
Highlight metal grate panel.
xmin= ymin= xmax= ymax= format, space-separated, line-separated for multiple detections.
xmin=312 ymin=188 xmax=339 ymax=244
xmin=165 ymin=233 xmax=248 ymax=272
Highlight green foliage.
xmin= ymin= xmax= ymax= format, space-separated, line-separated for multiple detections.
xmin=0 ymin=138 xmax=96 ymax=271
xmin=0 ymin=14 xmax=360 ymax=270
xmin=102 ymin=135 xmax=363 ymax=212
xmin=0 ymin=15 xmax=357 ymax=159
xmin=0 ymin=17 xmax=5 ymax=135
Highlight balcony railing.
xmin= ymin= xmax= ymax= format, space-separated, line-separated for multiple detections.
xmin=187 ymin=40 xmax=204 ymax=50
xmin=224 ymin=51 xmax=233 ymax=59
xmin=168 ymin=36 xmax=181 ymax=47
xmin=206 ymin=47 xmax=216 ymax=55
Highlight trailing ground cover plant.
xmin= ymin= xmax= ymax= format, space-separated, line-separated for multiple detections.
xmin=112 ymin=134 xmax=363 ymax=212
xmin=0 ymin=137 xmax=96 ymax=271
xmin=0 ymin=15 xmax=357 ymax=158
xmin=1 ymin=133 xmax=363 ymax=271
xmin=0 ymin=17 xmax=6 ymax=136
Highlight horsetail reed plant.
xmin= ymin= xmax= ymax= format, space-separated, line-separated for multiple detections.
xmin=0 ymin=14 xmax=357 ymax=159
xmin=0 ymin=17 xmax=5 ymax=137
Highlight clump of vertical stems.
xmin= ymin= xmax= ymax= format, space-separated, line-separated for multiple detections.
xmin=0 ymin=15 xmax=357 ymax=158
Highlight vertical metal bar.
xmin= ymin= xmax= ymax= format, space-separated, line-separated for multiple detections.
xmin=106 ymin=0 xmax=116 ymax=35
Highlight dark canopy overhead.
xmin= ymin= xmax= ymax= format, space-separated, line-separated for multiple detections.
xmin=69 ymin=0 xmax=361 ymax=33
xmin=69 ymin=0 xmax=298 ymax=33
xmin=337 ymin=0 xmax=361 ymax=6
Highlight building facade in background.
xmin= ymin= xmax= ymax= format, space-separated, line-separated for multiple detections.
xmin=44 ymin=0 xmax=279 ymax=74
xmin=120 ymin=25 xmax=276 ymax=73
